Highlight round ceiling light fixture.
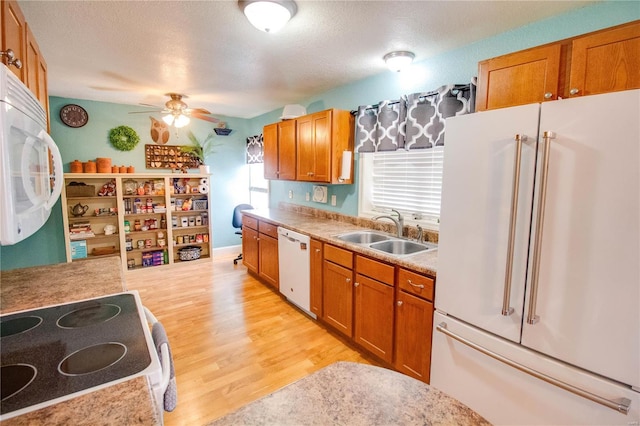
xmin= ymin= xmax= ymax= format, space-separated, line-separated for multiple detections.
xmin=383 ymin=51 xmax=415 ymax=72
xmin=239 ymin=0 xmax=297 ymax=33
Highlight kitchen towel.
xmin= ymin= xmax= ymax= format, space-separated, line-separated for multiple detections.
xmin=152 ymin=321 xmax=177 ymax=412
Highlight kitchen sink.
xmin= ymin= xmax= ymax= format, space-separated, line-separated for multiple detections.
xmin=369 ymin=240 xmax=437 ymax=256
xmin=336 ymin=231 xmax=392 ymax=244
xmin=335 ymin=231 xmax=437 ymax=257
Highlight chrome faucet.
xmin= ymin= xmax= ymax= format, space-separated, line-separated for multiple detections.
xmin=373 ymin=209 xmax=404 ymax=238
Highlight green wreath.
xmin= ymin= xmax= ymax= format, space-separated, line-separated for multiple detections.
xmin=109 ymin=125 xmax=140 ymax=151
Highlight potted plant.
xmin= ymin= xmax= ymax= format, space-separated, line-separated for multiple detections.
xmin=181 ymin=130 xmax=219 ymax=173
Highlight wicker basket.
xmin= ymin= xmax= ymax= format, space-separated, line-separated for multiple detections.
xmin=66 ymin=183 xmax=96 ymax=197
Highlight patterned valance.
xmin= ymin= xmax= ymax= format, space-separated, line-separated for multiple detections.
xmin=246 ymin=135 xmax=264 ymax=164
xmin=354 ymin=82 xmax=476 ymax=152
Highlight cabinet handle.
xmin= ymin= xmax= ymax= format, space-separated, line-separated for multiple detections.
xmin=408 ymin=279 xmax=424 ymax=289
xmin=1 ymin=49 xmax=23 ymax=69
xmin=307 ymin=172 xmax=314 ymax=176
xmin=569 ymin=88 xmax=580 ymax=96
xmin=397 ymin=300 xmax=403 ymax=306
xmin=315 ymin=248 xmax=321 ymax=253
xmin=543 ymin=92 xmax=553 ymax=99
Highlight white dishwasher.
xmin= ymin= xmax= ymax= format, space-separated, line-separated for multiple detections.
xmin=277 ymin=227 xmax=315 ymax=318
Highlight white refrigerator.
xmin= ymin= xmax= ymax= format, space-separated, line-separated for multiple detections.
xmin=431 ymin=89 xmax=639 ymax=425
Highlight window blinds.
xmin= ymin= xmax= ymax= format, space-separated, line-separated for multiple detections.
xmin=370 ymin=147 xmax=444 ymax=221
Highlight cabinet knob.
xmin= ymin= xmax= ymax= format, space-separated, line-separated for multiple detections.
xmin=307 ymin=172 xmax=314 ymax=176
xmin=354 ymin=282 xmax=359 ymax=287
xmin=315 ymin=248 xmax=321 ymax=253
xmin=0 ymin=49 xmax=23 ymax=69
xmin=543 ymin=92 xmax=553 ymax=99
xmin=569 ymin=88 xmax=580 ymax=96
xmin=346 ymin=278 xmax=351 ymax=284
xmin=397 ymin=300 xmax=403 ymax=306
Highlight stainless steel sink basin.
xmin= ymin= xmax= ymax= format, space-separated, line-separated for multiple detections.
xmin=369 ymin=240 xmax=437 ymax=256
xmin=336 ymin=231 xmax=392 ymax=244
xmin=335 ymin=231 xmax=437 ymax=257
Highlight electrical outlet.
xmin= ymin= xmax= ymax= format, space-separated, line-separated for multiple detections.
xmin=305 ymin=192 xmax=310 ymax=201
xmin=331 ymin=195 xmax=337 ymax=206
xmin=288 ymin=190 xmax=293 ymax=199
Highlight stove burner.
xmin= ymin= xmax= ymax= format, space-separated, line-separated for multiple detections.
xmin=57 ymin=304 xmax=121 ymax=329
xmin=0 ymin=316 xmax=43 ymax=337
xmin=1 ymin=364 xmax=37 ymax=401
xmin=58 ymin=342 xmax=127 ymax=376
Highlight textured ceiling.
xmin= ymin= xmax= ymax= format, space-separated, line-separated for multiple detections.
xmin=19 ymin=0 xmax=594 ymax=119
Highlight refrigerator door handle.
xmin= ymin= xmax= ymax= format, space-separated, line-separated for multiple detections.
xmin=502 ymin=134 xmax=527 ymax=316
xmin=436 ymin=322 xmax=632 ymax=415
xmin=527 ymin=131 xmax=555 ymax=325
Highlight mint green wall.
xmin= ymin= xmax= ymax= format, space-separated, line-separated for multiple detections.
xmin=1 ymin=2 xmax=638 ymax=270
xmin=248 ymin=1 xmax=639 ymax=215
xmin=1 ymin=97 xmax=252 ymax=270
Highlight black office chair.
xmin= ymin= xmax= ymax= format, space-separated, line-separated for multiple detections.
xmin=232 ymin=204 xmax=253 ymax=265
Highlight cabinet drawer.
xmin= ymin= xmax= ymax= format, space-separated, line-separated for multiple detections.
xmin=398 ymin=269 xmax=434 ymax=301
xmin=355 ymin=255 xmax=394 ymax=286
xmin=242 ymin=215 xmax=258 ymax=230
xmin=324 ymin=244 xmax=353 ymax=269
xmin=258 ymin=220 xmax=278 ymax=238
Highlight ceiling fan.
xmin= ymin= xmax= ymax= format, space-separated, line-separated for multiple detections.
xmin=130 ymin=93 xmax=219 ymax=128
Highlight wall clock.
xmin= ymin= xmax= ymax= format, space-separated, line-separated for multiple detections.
xmin=60 ymin=104 xmax=89 ymax=128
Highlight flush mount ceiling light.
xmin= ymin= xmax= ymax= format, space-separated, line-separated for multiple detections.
xmin=239 ymin=0 xmax=297 ymax=33
xmin=383 ymin=51 xmax=415 ymax=72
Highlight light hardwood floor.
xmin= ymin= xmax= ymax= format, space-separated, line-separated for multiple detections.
xmin=125 ymin=254 xmax=379 ymax=426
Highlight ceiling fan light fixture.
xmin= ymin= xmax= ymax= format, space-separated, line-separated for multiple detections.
xmin=239 ymin=0 xmax=297 ymax=33
xmin=383 ymin=51 xmax=415 ymax=72
xmin=174 ymin=114 xmax=190 ymax=128
xmin=162 ymin=114 xmax=175 ymax=126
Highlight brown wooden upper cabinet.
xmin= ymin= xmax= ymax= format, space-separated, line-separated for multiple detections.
xmin=263 ymin=108 xmax=354 ymax=184
xmin=263 ymin=119 xmax=297 ymax=180
xmin=1 ymin=0 xmax=49 ymax=124
xmin=476 ymin=20 xmax=639 ymax=111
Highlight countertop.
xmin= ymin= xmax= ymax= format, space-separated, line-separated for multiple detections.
xmin=209 ymin=361 xmax=489 ymax=425
xmin=0 ymin=257 xmax=161 ymax=426
xmin=243 ymin=206 xmax=438 ymax=277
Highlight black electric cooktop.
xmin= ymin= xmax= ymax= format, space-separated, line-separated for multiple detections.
xmin=0 ymin=292 xmax=153 ymax=419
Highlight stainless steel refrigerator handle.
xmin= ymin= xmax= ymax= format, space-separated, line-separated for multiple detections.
xmin=436 ymin=322 xmax=631 ymax=415
xmin=527 ymin=131 xmax=555 ymax=325
xmin=502 ymin=134 xmax=526 ymax=316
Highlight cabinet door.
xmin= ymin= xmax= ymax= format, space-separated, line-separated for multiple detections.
xmin=297 ymin=110 xmax=331 ymax=182
xmin=263 ymin=123 xmax=278 ymax=179
xmin=278 ymin=119 xmax=297 ymax=180
xmin=394 ymin=290 xmax=434 ymax=383
xmin=476 ymin=44 xmax=562 ymax=111
xmin=1 ymin=0 xmax=26 ymax=82
xmin=569 ymin=21 xmax=640 ymax=97
xmin=258 ymin=234 xmax=279 ymax=289
xmin=310 ymin=239 xmax=323 ymax=317
xmin=242 ymin=226 xmax=259 ymax=274
xmin=354 ymin=273 xmax=394 ymax=363
xmin=322 ymin=260 xmax=353 ymax=337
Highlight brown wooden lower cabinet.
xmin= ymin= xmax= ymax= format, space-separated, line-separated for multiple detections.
xmin=242 ymin=216 xmax=279 ymax=289
xmin=322 ymin=260 xmax=353 ymax=337
xmin=354 ymin=273 xmax=394 ymax=363
xmin=258 ymin=232 xmax=278 ymax=289
xmin=242 ymin=225 xmax=259 ymax=273
xmin=310 ymin=239 xmax=323 ymax=317
xmin=394 ymin=290 xmax=434 ymax=383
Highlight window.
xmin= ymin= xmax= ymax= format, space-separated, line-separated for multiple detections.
xmin=248 ymin=163 xmax=269 ymax=210
xmin=359 ymin=147 xmax=444 ymax=226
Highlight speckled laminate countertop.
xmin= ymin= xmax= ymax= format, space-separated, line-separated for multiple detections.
xmin=209 ymin=361 xmax=489 ymax=426
xmin=0 ymin=257 xmax=161 ymax=426
xmin=243 ymin=205 xmax=438 ymax=277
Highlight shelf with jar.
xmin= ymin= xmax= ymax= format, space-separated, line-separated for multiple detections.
xmin=62 ymin=173 xmax=212 ymax=271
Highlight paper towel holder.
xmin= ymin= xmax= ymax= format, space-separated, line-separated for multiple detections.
xmin=338 ymin=150 xmax=353 ymax=183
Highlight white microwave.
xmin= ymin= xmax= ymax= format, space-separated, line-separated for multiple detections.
xmin=0 ymin=64 xmax=62 ymax=245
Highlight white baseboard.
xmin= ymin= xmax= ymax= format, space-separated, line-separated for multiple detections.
xmin=213 ymin=244 xmax=242 ymax=258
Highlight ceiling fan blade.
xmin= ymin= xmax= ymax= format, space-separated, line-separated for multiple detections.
xmin=191 ymin=113 xmax=220 ymax=123
xmin=189 ymin=107 xmax=212 ymax=115
xmin=128 ymin=110 xmax=165 ymax=114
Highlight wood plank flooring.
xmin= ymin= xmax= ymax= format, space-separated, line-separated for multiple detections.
xmin=125 ymin=254 xmax=379 ymax=426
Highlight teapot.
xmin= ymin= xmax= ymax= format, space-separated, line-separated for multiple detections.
xmin=70 ymin=203 xmax=89 ymax=217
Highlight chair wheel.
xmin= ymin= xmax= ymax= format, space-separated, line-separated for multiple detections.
xmin=233 ymin=259 xmax=238 ymax=265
